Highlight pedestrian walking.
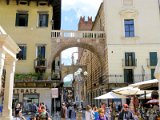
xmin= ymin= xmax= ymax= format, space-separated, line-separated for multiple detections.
xmin=118 ymin=104 xmax=135 ymax=120
xmin=67 ymin=104 xmax=77 ymax=120
xmin=13 ymin=110 xmax=26 ymax=120
xmin=31 ymin=102 xmax=38 ymax=114
xmin=100 ymin=102 xmax=111 ymax=120
xmin=15 ymin=103 xmax=22 ymax=117
xmin=34 ymin=105 xmax=52 ymax=120
xmin=85 ymin=105 xmax=94 ymax=120
xmin=61 ymin=103 xmax=67 ymax=120
xmin=93 ymin=106 xmax=99 ymax=120
xmin=96 ymin=108 xmax=108 ymax=120
xmin=38 ymin=103 xmax=43 ymax=114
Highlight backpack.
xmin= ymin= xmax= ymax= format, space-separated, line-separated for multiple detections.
xmin=37 ymin=112 xmax=49 ymax=120
xmin=69 ymin=109 xmax=72 ymax=118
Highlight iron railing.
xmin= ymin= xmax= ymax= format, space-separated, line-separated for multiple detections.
xmin=34 ymin=58 xmax=47 ymax=68
xmin=122 ymin=59 xmax=137 ymax=67
xmin=99 ymin=74 xmax=152 ymax=84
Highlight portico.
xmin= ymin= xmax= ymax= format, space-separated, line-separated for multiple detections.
xmin=0 ymin=26 xmax=20 ymax=120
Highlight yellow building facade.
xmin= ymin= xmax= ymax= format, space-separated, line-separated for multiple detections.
xmin=0 ymin=0 xmax=61 ymax=115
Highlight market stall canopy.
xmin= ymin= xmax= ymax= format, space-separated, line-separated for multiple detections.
xmin=128 ymin=79 xmax=158 ymax=89
xmin=113 ymin=86 xmax=149 ymax=95
xmin=94 ymin=91 xmax=126 ymax=99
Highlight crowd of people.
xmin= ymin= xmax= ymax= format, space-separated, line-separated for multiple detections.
xmin=13 ymin=102 xmax=52 ymax=120
xmin=12 ymin=101 xmax=160 ymax=120
xmin=60 ymin=102 xmax=137 ymax=120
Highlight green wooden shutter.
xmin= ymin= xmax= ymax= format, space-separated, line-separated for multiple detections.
xmin=151 ymin=69 xmax=155 ymax=79
xmin=150 ymin=52 xmax=157 ymax=66
xmin=15 ymin=13 xmax=19 ymax=26
xmin=125 ymin=53 xmax=129 ymax=66
xmin=132 ymin=52 xmax=135 ymax=66
xmin=25 ymin=14 xmax=28 ymax=26
xmin=124 ymin=69 xmax=128 ymax=83
xmin=46 ymin=14 xmax=49 ymax=27
xmin=23 ymin=46 xmax=26 ymax=60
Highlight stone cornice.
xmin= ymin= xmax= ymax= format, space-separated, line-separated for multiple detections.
xmin=0 ymin=26 xmax=20 ymax=59
xmin=119 ymin=8 xmax=138 ymax=18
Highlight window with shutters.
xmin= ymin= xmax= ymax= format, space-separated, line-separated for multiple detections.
xmin=150 ymin=52 xmax=157 ymax=66
xmin=15 ymin=12 xmax=28 ymax=27
xmin=36 ymin=45 xmax=46 ymax=66
xmin=38 ymin=13 xmax=49 ymax=27
xmin=125 ymin=52 xmax=136 ymax=66
xmin=37 ymin=45 xmax=45 ymax=59
xmin=16 ymin=45 xmax=27 ymax=60
xmin=124 ymin=69 xmax=134 ymax=83
xmin=124 ymin=19 xmax=135 ymax=37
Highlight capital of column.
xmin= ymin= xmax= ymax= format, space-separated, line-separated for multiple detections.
xmin=5 ymin=58 xmax=16 ymax=72
xmin=0 ymin=53 xmax=5 ymax=60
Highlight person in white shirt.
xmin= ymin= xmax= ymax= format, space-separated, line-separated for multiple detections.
xmin=85 ymin=105 xmax=94 ymax=120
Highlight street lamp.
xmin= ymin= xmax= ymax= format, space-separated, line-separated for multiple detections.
xmin=74 ymin=68 xmax=88 ymax=110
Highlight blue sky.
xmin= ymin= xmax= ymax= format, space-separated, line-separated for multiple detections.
xmin=61 ymin=0 xmax=103 ymax=81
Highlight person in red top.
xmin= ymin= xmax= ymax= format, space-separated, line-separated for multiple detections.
xmin=38 ymin=103 xmax=43 ymax=113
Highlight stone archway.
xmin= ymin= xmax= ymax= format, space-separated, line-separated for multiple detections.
xmin=48 ymin=30 xmax=106 ymax=73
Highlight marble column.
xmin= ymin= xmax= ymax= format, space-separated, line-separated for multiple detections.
xmin=0 ymin=51 xmax=5 ymax=93
xmin=1 ymin=59 xmax=16 ymax=120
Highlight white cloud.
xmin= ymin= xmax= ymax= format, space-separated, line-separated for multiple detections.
xmin=62 ymin=0 xmax=103 ymax=19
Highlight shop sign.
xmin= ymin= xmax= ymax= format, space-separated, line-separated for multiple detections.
xmin=51 ymin=88 xmax=58 ymax=98
xmin=13 ymin=89 xmax=37 ymax=94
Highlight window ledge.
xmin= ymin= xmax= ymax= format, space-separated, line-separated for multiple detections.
xmin=121 ymin=36 xmax=140 ymax=40
xmin=36 ymin=26 xmax=48 ymax=28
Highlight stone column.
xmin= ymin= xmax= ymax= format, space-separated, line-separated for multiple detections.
xmin=1 ymin=59 xmax=16 ymax=120
xmin=0 ymin=50 xmax=5 ymax=93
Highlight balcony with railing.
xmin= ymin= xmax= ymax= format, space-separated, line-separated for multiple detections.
xmin=14 ymin=73 xmax=60 ymax=88
xmin=34 ymin=58 xmax=47 ymax=72
xmin=147 ymin=58 xmax=158 ymax=68
xmin=122 ymin=59 xmax=137 ymax=68
xmin=51 ymin=30 xmax=105 ymax=40
xmin=99 ymin=74 xmax=151 ymax=88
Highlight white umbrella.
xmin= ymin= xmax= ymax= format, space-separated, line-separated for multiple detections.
xmin=94 ymin=91 xmax=126 ymax=99
xmin=113 ymin=86 xmax=145 ymax=95
xmin=129 ymin=79 xmax=158 ymax=89
xmin=138 ymin=91 xmax=156 ymax=99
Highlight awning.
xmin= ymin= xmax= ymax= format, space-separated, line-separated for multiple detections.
xmin=94 ymin=91 xmax=126 ymax=99
xmin=113 ymin=86 xmax=150 ymax=95
xmin=128 ymin=79 xmax=158 ymax=89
